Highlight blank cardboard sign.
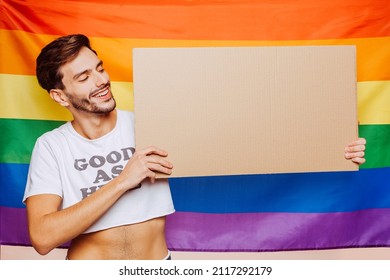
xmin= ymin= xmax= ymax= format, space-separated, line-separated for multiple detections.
xmin=133 ymin=46 xmax=358 ymax=178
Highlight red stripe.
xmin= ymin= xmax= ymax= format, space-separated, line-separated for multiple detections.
xmin=2 ymin=0 xmax=390 ymax=40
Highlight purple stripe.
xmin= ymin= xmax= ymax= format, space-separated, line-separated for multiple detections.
xmin=3 ymin=206 xmax=390 ymax=251
xmin=1 ymin=207 xmax=30 ymax=246
xmin=165 ymin=210 xmax=390 ymax=252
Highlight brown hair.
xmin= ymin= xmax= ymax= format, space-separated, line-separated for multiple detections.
xmin=36 ymin=34 xmax=97 ymax=92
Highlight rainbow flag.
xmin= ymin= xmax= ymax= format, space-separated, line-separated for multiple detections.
xmin=1 ymin=0 xmax=390 ymax=252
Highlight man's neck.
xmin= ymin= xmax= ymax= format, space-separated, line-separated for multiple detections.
xmin=71 ymin=109 xmax=117 ymax=140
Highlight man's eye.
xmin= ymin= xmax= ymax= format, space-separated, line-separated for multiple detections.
xmin=98 ymin=67 xmax=105 ymax=73
xmin=79 ymin=76 xmax=88 ymax=82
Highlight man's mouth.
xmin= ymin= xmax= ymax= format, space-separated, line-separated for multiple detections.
xmin=95 ymin=88 xmax=109 ymax=98
xmin=91 ymin=86 xmax=110 ymax=99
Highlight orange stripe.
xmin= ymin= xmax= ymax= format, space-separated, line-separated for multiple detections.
xmin=2 ymin=0 xmax=389 ymax=40
xmin=1 ymin=30 xmax=389 ymax=82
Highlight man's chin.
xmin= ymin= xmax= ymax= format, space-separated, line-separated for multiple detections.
xmin=95 ymin=98 xmax=116 ymax=114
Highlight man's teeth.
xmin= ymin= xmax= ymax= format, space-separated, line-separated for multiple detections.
xmin=96 ymin=90 xmax=108 ymax=97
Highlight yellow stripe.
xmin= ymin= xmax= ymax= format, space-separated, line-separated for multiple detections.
xmin=0 ymin=74 xmax=133 ymax=121
xmin=1 ymin=74 xmax=389 ymax=124
xmin=358 ymin=80 xmax=390 ymax=125
xmin=1 ymin=29 xmax=389 ymax=82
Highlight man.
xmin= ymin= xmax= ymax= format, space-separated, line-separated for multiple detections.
xmin=23 ymin=34 xmax=366 ymax=260
xmin=23 ymin=34 xmax=175 ymax=260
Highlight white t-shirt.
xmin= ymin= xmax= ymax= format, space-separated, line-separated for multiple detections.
xmin=23 ymin=110 xmax=175 ymax=233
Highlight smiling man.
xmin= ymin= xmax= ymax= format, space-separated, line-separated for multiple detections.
xmin=23 ymin=34 xmax=175 ymax=260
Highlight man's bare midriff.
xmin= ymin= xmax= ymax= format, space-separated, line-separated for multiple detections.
xmin=66 ymin=216 xmax=168 ymax=260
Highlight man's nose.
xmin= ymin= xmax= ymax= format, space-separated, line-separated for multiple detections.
xmin=94 ymin=71 xmax=108 ymax=86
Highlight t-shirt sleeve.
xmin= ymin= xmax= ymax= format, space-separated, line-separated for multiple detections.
xmin=23 ymin=136 xmax=63 ymax=203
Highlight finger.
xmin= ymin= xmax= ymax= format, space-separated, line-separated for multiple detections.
xmin=147 ymin=162 xmax=173 ymax=175
xmin=138 ymin=146 xmax=169 ymax=157
xmin=148 ymin=172 xmax=156 ymax=184
xmin=146 ymin=155 xmax=173 ymax=168
xmin=347 ymin=138 xmax=366 ymax=147
xmin=345 ymin=144 xmax=366 ymax=153
xmin=358 ymin=137 xmax=367 ymax=144
xmin=352 ymin=157 xmax=366 ymax=164
xmin=144 ymin=167 xmax=171 ymax=184
xmin=345 ymin=151 xmax=365 ymax=159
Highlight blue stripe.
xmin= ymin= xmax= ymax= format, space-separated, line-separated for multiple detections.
xmin=169 ymin=167 xmax=390 ymax=213
xmin=0 ymin=163 xmax=29 ymax=208
xmin=2 ymin=163 xmax=390 ymax=213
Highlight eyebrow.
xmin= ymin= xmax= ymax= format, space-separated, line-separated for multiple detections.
xmin=73 ymin=60 xmax=104 ymax=80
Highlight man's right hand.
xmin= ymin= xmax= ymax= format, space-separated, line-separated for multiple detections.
xmin=117 ymin=146 xmax=173 ymax=190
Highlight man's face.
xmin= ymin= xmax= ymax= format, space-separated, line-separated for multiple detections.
xmin=59 ymin=46 xmax=116 ymax=114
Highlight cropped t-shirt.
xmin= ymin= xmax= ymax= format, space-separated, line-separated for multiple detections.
xmin=23 ymin=110 xmax=175 ymax=233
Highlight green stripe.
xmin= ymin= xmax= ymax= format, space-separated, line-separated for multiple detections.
xmin=359 ymin=124 xmax=390 ymax=169
xmin=1 ymin=118 xmax=390 ymax=168
xmin=0 ymin=118 xmax=64 ymax=164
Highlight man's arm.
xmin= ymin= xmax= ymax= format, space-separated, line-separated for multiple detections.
xmin=26 ymin=146 xmax=173 ymax=255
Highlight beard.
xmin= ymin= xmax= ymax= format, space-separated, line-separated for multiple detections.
xmin=65 ymin=85 xmax=116 ymax=114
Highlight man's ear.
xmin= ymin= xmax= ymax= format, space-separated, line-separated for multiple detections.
xmin=49 ymin=89 xmax=69 ymax=107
